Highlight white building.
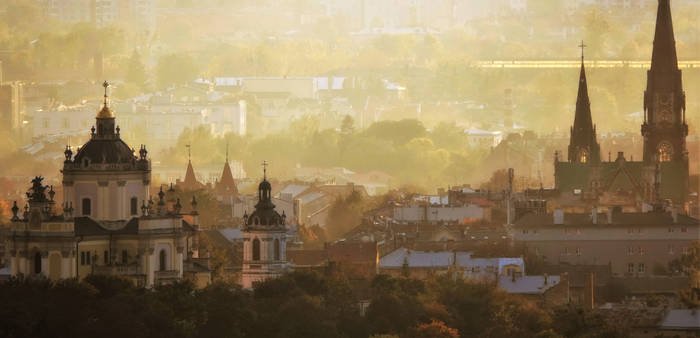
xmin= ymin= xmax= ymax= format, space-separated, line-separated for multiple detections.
xmin=393 ymin=203 xmax=490 ymax=223
xmin=378 ymin=248 xmax=524 ymax=281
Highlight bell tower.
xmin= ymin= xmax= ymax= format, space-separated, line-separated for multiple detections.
xmin=642 ymin=0 xmax=688 ymax=163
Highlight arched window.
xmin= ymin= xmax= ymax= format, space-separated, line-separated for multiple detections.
xmin=274 ymin=238 xmax=280 ymax=261
xmin=657 ymin=142 xmax=673 ymax=162
xmin=578 ymin=150 xmax=588 ymax=163
xmin=159 ymin=249 xmax=167 ymax=271
xmin=130 ymin=197 xmax=138 ymax=215
xmin=82 ymin=198 xmax=91 ymax=216
xmin=34 ymin=252 xmax=42 ymax=274
xmin=252 ymin=238 xmax=261 ymax=261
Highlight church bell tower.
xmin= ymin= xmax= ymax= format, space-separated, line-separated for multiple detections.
xmin=642 ymin=0 xmax=688 ymax=163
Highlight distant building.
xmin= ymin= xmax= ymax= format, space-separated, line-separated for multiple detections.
xmin=39 ymin=0 xmax=156 ymax=32
xmin=392 ymin=203 xmax=491 ymax=224
xmin=30 ymin=104 xmax=93 ymax=140
xmin=0 ymin=82 xmax=25 ymax=138
xmin=513 ymin=208 xmax=699 ymax=277
xmin=378 ymin=248 xmax=524 ymax=281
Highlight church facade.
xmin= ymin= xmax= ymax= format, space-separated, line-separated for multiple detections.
xmin=3 ymin=83 xmax=210 ymax=287
xmin=555 ymin=0 xmax=689 ymax=209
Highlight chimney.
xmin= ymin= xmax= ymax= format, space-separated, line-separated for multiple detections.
xmin=554 ymin=209 xmax=564 ymax=225
xmin=591 ymin=207 xmax=598 ymax=225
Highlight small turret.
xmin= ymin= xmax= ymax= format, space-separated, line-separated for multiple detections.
xmin=64 ymin=146 xmax=73 ymax=162
xmin=10 ymin=201 xmax=19 ymax=221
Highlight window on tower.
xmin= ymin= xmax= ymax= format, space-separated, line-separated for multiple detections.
xmin=579 ymin=150 xmax=588 ymax=163
xmin=252 ymin=238 xmax=261 ymax=261
xmin=657 ymin=142 xmax=673 ymax=162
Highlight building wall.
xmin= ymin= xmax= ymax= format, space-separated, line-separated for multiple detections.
xmin=393 ymin=204 xmax=488 ymax=223
xmin=516 ymin=225 xmax=699 ymax=276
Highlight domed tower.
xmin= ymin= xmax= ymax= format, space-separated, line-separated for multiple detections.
xmin=241 ymin=161 xmax=287 ymax=288
xmin=62 ymin=82 xmax=151 ymax=221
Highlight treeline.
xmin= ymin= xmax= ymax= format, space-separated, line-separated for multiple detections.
xmin=162 ymin=119 xmax=489 ymax=191
xmin=0 ymin=272 xmax=627 ymax=338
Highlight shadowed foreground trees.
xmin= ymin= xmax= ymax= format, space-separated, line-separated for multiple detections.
xmin=0 ymin=272 xmax=629 ymax=338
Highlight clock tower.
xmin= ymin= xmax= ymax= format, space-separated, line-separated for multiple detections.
xmin=642 ymin=0 xmax=688 ymax=163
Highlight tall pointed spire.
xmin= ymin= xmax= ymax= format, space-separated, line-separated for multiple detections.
xmin=573 ymin=41 xmax=593 ymax=133
xmin=642 ymin=0 xmax=687 ymax=164
xmin=650 ymin=0 xmax=678 ymax=73
xmin=568 ymin=41 xmax=600 ymax=164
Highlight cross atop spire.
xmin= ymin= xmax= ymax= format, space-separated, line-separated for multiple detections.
xmin=262 ymin=160 xmax=268 ymax=180
xmin=186 ymin=144 xmax=191 ymax=162
xmin=103 ymin=80 xmax=110 ymax=106
xmin=578 ymin=40 xmax=587 ymax=63
xmin=225 ymin=142 xmax=229 ymax=162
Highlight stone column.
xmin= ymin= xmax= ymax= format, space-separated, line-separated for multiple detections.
xmin=98 ymin=181 xmax=109 ymax=219
xmin=142 ymin=180 xmax=150 ymax=205
xmin=40 ymin=251 xmax=49 ymax=278
xmin=177 ymin=245 xmax=184 ymax=278
xmin=61 ymin=250 xmax=73 ymax=279
xmin=63 ymin=181 xmax=74 ymax=211
xmin=117 ymin=181 xmax=126 ymax=219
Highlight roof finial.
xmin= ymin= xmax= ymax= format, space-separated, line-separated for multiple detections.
xmin=262 ymin=160 xmax=268 ymax=180
xmin=102 ymin=80 xmax=110 ymax=107
xmin=226 ymin=142 xmax=229 ymax=162
xmin=578 ymin=40 xmax=587 ymax=64
xmin=186 ymin=144 xmax=191 ymax=162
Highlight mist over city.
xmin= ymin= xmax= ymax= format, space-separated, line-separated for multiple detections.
xmin=0 ymin=1 xmax=698 ymax=337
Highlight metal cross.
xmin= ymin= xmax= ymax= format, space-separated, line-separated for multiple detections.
xmin=186 ymin=144 xmax=191 ymax=161
xmin=578 ymin=40 xmax=587 ymax=62
xmin=102 ymin=80 xmax=110 ymax=105
xmin=262 ymin=160 xmax=268 ymax=179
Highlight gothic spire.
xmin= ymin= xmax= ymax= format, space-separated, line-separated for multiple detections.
xmin=650 ymin=0 xmax=678 ymax=73
xmin=568 ymin=41 xmax=600 ymax=164
xmin=573 ymin=41 xmax=593 ymax=133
